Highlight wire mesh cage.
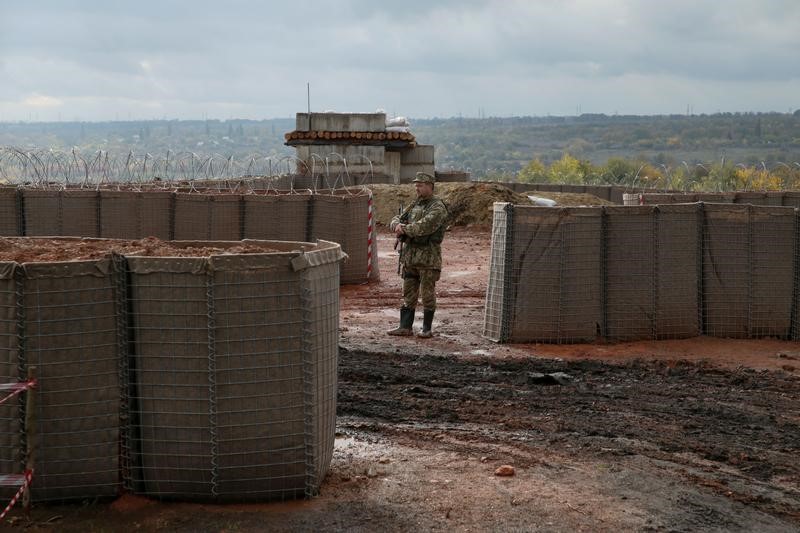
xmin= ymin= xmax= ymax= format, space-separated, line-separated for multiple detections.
xmin=123 ymin=240 xmax=343 ymax=501
xmin=735 ymin=192 xmax=769 ymax=206
xmin=21 ymin=190 xmax=61 ymax=237
xmin=750 ymin=206 xmax=794 ymax=337
xmin=243 ymin=192 xmax=311 ymax=242
xmin=61 ymin=190 xmax=100 ymax=238
xmin=0 ymin=238 xmax=344 ymax=502
xmin=311 ymin=189 xmax=375 ymax=284
xmin=604 ymin=204 xmax=701 ymax=340
xmin=0 ymin=264 xmax=22 ymax=494
xmin=0 ymin=187 xmax=21 ymax=237
xmin=653 ymin=204 xmax=702 ymax=339
xmin=485 ymin=202 xmax=798 ymax=344
xmin=2 ymin=185 xmax=380 ymax=285
xmin=484 ymin=204 xmax=603 ymax=343
xmin=783 ymin=192 xmax=800 ymax=209
xmin=173 ymin=193 xmax=243 ymax=242
xmin=99 ymin=190 xmax=173 ymax=240
xmin=483 ymin=204 xmax=512 ymax=342
xmin=604 ymin=206 xmax=657 ymax=340
xmin=703 ymin=204 xmax=794 ymax=338
xmin=0 ymin=258 xmax=122 ymax=502
xmin=702 ymin=204 xmax=796 ymax=338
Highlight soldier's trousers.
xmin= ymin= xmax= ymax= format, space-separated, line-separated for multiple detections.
xmin=402 ymin=266 xmax=441 ymax=311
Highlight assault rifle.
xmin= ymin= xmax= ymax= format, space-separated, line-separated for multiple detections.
xmin=393 ymin=202 xmax=411 ymax=275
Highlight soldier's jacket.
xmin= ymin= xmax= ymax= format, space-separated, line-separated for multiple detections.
xmin=391 ymin=195 xmax=448 ymax=269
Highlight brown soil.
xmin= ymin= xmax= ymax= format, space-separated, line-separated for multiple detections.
xmin=0 ymin=237 xmax=280 ymax=262
xmin=8 ymin=226 xmax=800 ymax=532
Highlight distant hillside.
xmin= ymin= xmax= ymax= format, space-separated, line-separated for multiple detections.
xmin=2 ymin=112 xmax=799 ymax=178
xmin=0 ymin=118 xmax=296 ymax=159
xmin=413 ymin=113 xmax=800 ymax=177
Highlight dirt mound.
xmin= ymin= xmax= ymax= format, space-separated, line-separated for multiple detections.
xmin=369 ymin=182 xmax=530 ymax=226
xmin=443 ymin=182 xmax=530 ymax=226
xmin=524 ymin=191 xmax=615 ymax=206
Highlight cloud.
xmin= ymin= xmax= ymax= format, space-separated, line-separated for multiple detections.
xmin=22 ymin=94 xmax=63 ymax=108
xmin=0 ymin=1 xmax=799 ymax=120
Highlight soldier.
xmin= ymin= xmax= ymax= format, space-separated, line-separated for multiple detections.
xmin=387 ymin=172 xmax=449 ymax=338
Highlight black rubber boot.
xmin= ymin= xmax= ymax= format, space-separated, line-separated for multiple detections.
xmin=387 ymin=307 xmax=415 ymax=336
xmin=418 ymin=309 xmax=435 ymax=338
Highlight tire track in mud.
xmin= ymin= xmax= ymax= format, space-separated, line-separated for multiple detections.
xmin=337 ymin=348 xmax=800 ymax=523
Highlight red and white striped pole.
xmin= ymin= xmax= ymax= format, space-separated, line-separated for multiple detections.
xmin=367 ymin=191 xmax=374 ymax=279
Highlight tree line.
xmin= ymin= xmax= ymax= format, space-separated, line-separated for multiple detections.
xmin=509 ymin=153 xmax=800 ymax=191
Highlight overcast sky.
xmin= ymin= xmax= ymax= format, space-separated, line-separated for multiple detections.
xmin=1 ymin=0 xmax=798 ymax=121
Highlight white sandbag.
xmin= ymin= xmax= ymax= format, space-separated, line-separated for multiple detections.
xmin=386 ymin=116 xmax=410 ymax=127
xmin=528 ymin=196 xmax=558 ymax=207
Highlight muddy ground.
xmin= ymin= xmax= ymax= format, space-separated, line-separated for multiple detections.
xmin=7 ymin=226 xmax=800 ymax=532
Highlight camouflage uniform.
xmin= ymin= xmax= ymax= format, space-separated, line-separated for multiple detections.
xmin=390 ymin=195 xmax=448 ymax=311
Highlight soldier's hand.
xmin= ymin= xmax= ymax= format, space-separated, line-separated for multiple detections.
xmin=394 ymin=224 xmax=406 ymax=236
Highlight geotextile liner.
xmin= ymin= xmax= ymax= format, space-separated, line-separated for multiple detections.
xmin=485 ymin=202 xmax=798 ymax=343
xmin=173 ymin=193 xmax=242 ymax=241
xmin=23 ymin=190 xmax=100 ymax=238
xmin=0 ymin=238 xmax=344 ymax=502
xmin=0 ymin=264 xmax=21 ymax=494
xmin=243 ymin=192 xmax=310 ymax=242
xmin=21 ymin=190 xmax=60 ymax=237
xmin=0 ymin=187 xmax=20 ymax=236
xmin=703 ymin=205 xmax=795 ymax=338
xmin=99 ymin=190 xmax=172 ymax=240
xmin=653 ymin=205 xmax=703 ymax=339
xmin=604 ymin=206 xmax=657 ymax=340
xmin=605 ymin=205 xmax=700 ymax=341
xmin=311 ymin=190 xmax=377 ymax=284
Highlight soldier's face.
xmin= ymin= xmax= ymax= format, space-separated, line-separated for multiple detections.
xmin=415 ymin=182 xmax=433 ymax=198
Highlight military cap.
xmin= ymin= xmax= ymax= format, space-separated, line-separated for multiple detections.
xmin=412 ymin=172 xmax=436 ymax=184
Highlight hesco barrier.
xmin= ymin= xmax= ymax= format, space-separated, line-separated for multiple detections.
xmin=0 ymin=187 xmax=21 ymax=236
xmin=481 ymin=182 xmax=678 ymax=204
xmin=703 ymin=205 xmax=795 ymax=338
xmin=0 ymin=257 xmax=120 ymax=501
xmin=634 ymin=191 xmax=800 ymax=206
xmin=311 ymin=190 xmax=376 ymax=284
xmin=0 ymin=238 xmax=343 ymax=502
xmin=243 ymin=192 xmax=310 ymax=242
xmin=0 ymin=262 xmax=22 ymax=493
xmin=2 ymin=187 xmax=378 ymax=284
xmin=23 ymin=189 xmax=101 ymax=238
xmin=173 ymin=193 xmax=243 ymax=241
xmin=99 ymin=190 xmax=173 ymax=240
xmin=484 ymin=202 xmax=800 ymax=343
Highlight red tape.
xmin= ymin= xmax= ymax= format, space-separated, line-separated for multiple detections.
xmin=0 ymin=380 xmax=36 ymax=406
xmin=0 ymin=469 xmax=33 ymax=520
